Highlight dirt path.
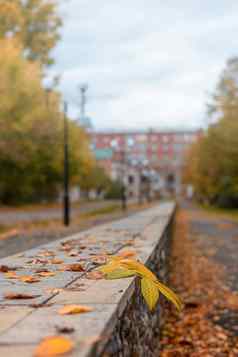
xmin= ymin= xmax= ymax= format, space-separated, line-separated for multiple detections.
xmin=160 ymin=205 xmax=238 ymax=356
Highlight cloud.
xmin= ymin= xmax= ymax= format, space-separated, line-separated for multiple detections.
xmin=50 ymin=0 xmax=238 ymax=130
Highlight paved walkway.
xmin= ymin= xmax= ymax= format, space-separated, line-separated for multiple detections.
xmin=161 ymin=204 xmax=238 ymax=356
xmin=0 ymin=200 xmax=118 ymax=226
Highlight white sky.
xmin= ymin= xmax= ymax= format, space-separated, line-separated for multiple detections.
xmin=49 ymin=0 xmax=238 ymax=130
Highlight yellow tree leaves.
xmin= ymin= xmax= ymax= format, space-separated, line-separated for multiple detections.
xmin=34 ymin=336 xmax=74 ymax=357
xmin=0 ymin=37 xmax=94 ymax=204
xmin=98 ymin=257 xmax=182 ymax=311
xmin=0 ymin=0 xmax=62 ymax=67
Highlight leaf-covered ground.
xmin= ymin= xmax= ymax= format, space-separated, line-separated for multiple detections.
xmin=160 ymin=204 xmax=238 ymax=356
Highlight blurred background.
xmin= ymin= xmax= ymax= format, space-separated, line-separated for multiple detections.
xmin=1 ymin=0 xmax=238 ymax=248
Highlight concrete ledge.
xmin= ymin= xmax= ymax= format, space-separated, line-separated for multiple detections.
xmin=0 ymin=202 xmax=176 ymax=357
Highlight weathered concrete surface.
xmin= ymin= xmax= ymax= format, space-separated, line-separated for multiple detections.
xmin=0 ymin=202 xmax=175 ymax=357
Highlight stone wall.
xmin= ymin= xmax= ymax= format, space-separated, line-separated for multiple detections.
xmin=102 ymin=221 xmax=174 ymax=357
xmin=0 ymin=202 xmax=175 ymax=357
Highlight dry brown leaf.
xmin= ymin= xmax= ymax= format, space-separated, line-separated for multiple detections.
xmin=4 ymin=292 xmax=40 ymax=300
xmin=20 ymin=276 xmax=40 ymax=283
xmin=0 ymin=265 xmax=9 ymax=273
xmin=37 ymin=272 xmax=56 ymax=277
xmin=86 ymin=271 xmax=104 ymax=280
xmin=68 ymin=250 xmax=78 ymax=257
xmin=65 ymin=264 xmax=84 ymax=272
xmin=51 ymin=259 xmax=64 ymax=264
xmin=0 ymin=265 xmax=18 ymax=272
xmin=4 ymin=271 xmax=18 ymax=279
xmin=55 ymin=325 xmax=75 ymax=334
xmin=58 ymin=304 xmax=93 ymax=315
xmin=34 ymin=335 xmax=74 ymax=357
xmin=38 ymin=250 xmax=55 ymax=257
xmin=118 ymin=250 xmax=136 ymax=258
xmin=45 ymin=288 xmax=62 ymax=295
xmin=90 ymin=255 xmax=107 ymax=264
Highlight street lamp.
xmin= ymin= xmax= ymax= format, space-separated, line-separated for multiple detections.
xmin=63 ymin=101 xmax=70 ymax=226
xmin=110 ymin=139 xmax=127 ymax=211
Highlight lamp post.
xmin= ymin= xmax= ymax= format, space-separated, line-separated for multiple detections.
xmin=110 ymin=139 xmax=127 ymax=211
xmin=63 ymin=101 xmax=70 ymax=226
xmin=120 ymin=149 xmax=127 ymax=211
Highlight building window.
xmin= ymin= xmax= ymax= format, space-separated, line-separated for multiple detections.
xmin=162 ymin=144 xmax=169 ymax=152
xmin=128 ymin=175 xmax=134 ymax=184
xmin=162 ymin=135 xmax=169 ymax=143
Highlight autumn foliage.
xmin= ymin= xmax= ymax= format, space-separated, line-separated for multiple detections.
xmin=0 ymin=1 xmax=105 ymax=205
xmin=183 ymin=57 xmax=238 ymax=208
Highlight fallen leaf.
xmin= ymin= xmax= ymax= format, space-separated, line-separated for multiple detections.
xmin=141 ymin=277 xmax=160 ymax=311
xmin=20 ymin=276 xmax=40 ymax=283
xmin=35 ymin=268 xmax=50 ymax=273
xmin=31 ymin=303 xmax=53 ymax=308
xmin=118 ymin=250 xmax=136 ymax=258
xmin=34 ymin=335 xmax=74 ymax=357
xmin=55 ymin=325 xmax=75 ymax=334
xmin=4 ymin=293 xmax=40 ymax=300
xmin=45 ymin=288 xmax=62 ymax=295
xmin=58 ymin=304 xmax=93 ymax=315
xmin=86 ymin=271 xmax=104 ymax=280
xmin=90 ymin=255 xmax=107 ymax=264
xmin=4 ymin=271 xmax=17 ymax=279
xmin=65 ymin=264 xmax=84 ymax=272
xmin=68 ymin=250 xmax=78 ymax=257
xmin=105 ymin=267 xmax=136 ymax=279
xmin=38 ymin=250 xmax=55 ymax=257
xmin=0 ymin=265 xmax=9 ymax=273
xmin=37 ymin=272 xmax=56 ymax=277
xmin=51 ymin=259 xmax=64 ymax=264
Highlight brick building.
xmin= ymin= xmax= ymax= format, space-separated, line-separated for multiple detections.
xmin=90 ymin=129 xmax=202 ymax=198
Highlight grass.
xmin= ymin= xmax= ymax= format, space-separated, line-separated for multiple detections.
xmin=0 ymin=198 xmax=103 ymax=212
xmin=82 ymin=204 xmax=120 ymax=217
xmin=198 ymin=202 xmax=238 ymax=221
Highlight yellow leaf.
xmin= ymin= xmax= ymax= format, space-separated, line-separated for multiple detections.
xmin=120 ymin=259 xmax=157 ymax=281
xmin=98 ymin=257 xmax=182 ymax=311
xmin=105 ymin=267 xmax=136 ymax=280
xmin=34 ymin=336 xmax=74 ymax=357
xmin=141 ymin=277 xmax=159 ymax=311
xmin=155 ymin=280 xmax=182 ymax=311
xmin=58 ymin=305 xmax=93 ymax=315
xmin=97 ymin=259 xmax=122 ymax=274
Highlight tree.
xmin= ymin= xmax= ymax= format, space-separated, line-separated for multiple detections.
xmin=79 ymin=165 xmax=111 ymax=198
xmin=0 ymin=38 xmax=94 ymax=204
xmin=209 ymin=57 xmax=238 ymax=121
xmin=183 ymin=57 xmax=238 ymax=207
xmin=0 ymin=0 xmax=62 ymax=66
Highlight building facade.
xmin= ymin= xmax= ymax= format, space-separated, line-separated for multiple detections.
xmin=90 ymin=130 xmax=202 ymax=198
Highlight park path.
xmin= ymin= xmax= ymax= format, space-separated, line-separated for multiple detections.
xmin=0 ymin=201 xmax=151 ymax=259
xmin=161 ymin=203 xmax=238 ymax=356
xmin=0 ymin=200 xmax=118 ymax=226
